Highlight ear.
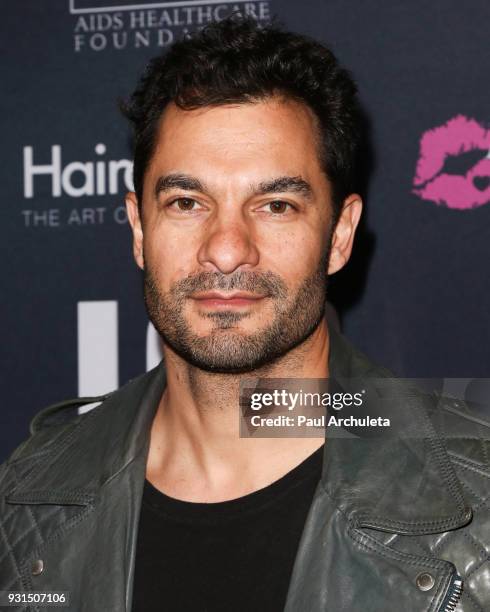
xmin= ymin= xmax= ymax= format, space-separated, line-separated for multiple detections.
xmin=125 ymin=192 xmax=144 ymax=270
xmin=327 ymin=194 xmax=363 ymax=275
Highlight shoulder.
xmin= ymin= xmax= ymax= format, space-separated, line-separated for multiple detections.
xmin=2 ymin=364 xmax=165 ymax=470
xmin=0 ymin=394 xmax=109 ymax=500
xmin=435 ymin=393 xmax=490 ymax=472
xmin=4 ymin=366 xmax=162 ymax=465
xmin=29 ymin=394 xmax=112 ymax=434
xmin=0 ymin=364 xmax=166 ymax=505
xmin=4 ymin=393 xmax=112 ymax=466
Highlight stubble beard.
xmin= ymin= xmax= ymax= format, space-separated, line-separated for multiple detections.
xmin=143 ymin=252 xmax=330 ymax=374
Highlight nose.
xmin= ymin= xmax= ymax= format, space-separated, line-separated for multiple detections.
xmin=197 ymin=215 xmax=260 ymax=274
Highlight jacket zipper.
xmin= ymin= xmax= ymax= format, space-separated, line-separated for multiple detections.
xmin=438 ymin=573 xmax=463 ymax=612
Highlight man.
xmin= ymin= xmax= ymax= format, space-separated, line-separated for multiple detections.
xmin=1 ymin=17 xmax=489 ymax=612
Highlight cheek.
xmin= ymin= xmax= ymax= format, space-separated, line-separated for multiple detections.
xmin=258 ymin=228 xmax=323 ymax=280
xmin=143 ymin=229 xmax=197 ymax=282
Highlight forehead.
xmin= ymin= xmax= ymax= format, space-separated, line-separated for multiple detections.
xmin=147 ymin=97 xmax=325 ymax=186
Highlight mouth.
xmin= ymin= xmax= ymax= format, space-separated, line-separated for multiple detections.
xmin=190 ymin=291 xmax=268 ymax=308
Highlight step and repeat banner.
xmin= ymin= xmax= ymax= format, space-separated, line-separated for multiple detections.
xmin=2 ymin=0 xmax=490 ymax=460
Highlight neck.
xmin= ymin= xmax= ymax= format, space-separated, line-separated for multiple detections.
xmin=146 ymin=318 xmax=330 ymax=502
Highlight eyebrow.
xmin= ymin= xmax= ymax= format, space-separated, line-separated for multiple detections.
xmin=256 ymin=176 xmax=313 ymax=199
xmin=154 ymin=173 xmax=205 ymax=197
xmin=154 ymin=173 xmax=313 ymax=200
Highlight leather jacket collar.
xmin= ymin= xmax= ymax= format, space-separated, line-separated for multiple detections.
xmin=325 ymin=328 xmax=471 ymax=534
xmin=5 ymin=324 xmax=477 ymax=612
xmin=8 ymin=325 xmax=471 ymax=532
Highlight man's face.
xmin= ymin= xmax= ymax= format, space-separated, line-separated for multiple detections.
xmin=126 ymin=97 xmax=361 ymax=372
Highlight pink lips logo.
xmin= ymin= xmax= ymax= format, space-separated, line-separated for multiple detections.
xmin=412 ymin=115 xmax=490 ymax=209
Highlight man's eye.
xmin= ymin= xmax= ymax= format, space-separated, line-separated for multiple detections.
xmin=263 ymin=200 xmax=294 ymax=214
xmin=168 ymin=197 xmax=200 ymax=212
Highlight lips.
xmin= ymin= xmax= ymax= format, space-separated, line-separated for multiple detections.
xmin=412 ymin=114 xmax=490 ymax=210
xmin=191 ymin=291 xmax=267 ymax=308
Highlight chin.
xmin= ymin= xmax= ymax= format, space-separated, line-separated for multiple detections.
xmin=165 ymin=331 xmax=281 ymax=373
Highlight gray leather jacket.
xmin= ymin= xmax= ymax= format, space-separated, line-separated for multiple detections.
xmin=1 ymin=329 xmax=489 ymax=611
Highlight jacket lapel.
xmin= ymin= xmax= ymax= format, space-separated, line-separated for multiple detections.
xmin=325 ymin=327 xmax=472 ymax=533
xmin=4 ymin=323 xmax=473 ymax=612
xmin=284 ymin=327 xmax=473 ymax=611
xmin=5 ymin=363 xmax=166 ymax=611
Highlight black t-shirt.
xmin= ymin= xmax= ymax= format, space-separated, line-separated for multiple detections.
xmin=131 ymin=444 xmax=324 ymax=612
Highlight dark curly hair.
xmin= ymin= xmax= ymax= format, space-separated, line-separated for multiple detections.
xmin=122 ymin=17 xmax=362 ymax=220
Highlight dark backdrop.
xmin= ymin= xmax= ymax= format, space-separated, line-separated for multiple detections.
xmin=2 ymin=0 xmax=490 ymax=460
